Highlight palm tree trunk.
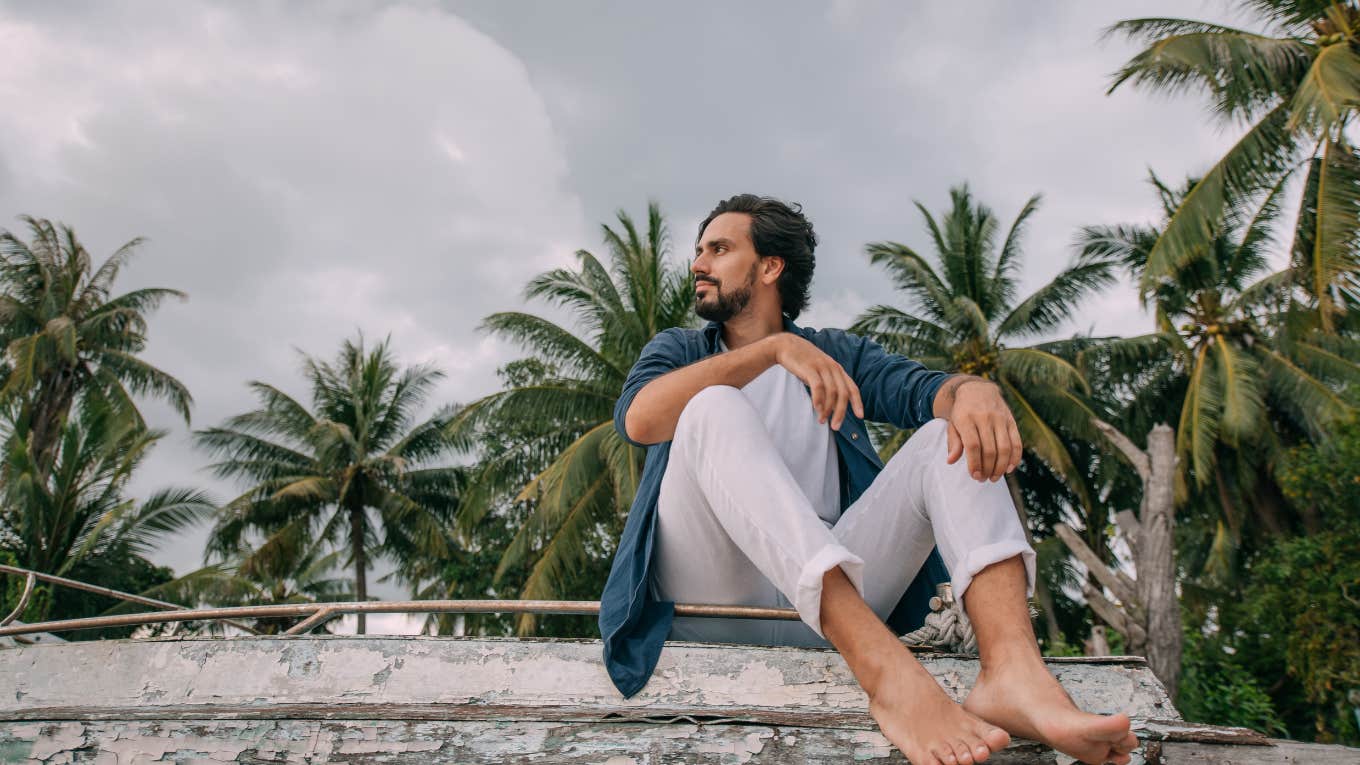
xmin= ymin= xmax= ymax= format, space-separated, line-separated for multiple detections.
xmin=27 ymin=369 xmax=77 ymax=480
xmin=350 ymin=504 xmax=367 ymax=635
xmin=1140 ymin=425 xmax=1182 ymax=700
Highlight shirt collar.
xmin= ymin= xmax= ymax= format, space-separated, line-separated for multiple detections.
xmin=702 ymin=316 xmax=802 ymax=355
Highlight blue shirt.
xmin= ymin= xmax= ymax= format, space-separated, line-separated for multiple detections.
xmin=598 ymin=317 xmax=954 ymax=698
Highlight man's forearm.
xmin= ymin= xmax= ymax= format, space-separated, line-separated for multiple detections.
xmin=625 ymin=334 xmax=784 ymax=445
xmin=931 ymin=373 xmax=992 ymax=419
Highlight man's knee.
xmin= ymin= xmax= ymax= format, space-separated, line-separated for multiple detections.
xmin=909 ymin=418 xmax=951 ymax=457
xmin=674 ymin=385 xmax=744 ymax=442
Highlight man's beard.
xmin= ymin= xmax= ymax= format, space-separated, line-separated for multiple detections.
xmin=694 ymin=263 xmax=758 ymax=322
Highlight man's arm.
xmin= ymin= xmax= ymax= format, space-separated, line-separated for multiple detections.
xmin=931 ymin=374 xmax=1023 ymax=482
xmin=624 ymin=333 xmax=865 ymax=445
xmin=848 ymin=333 xmax=1022 ymax=482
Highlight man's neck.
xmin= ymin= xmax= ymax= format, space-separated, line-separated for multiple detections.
xmin=721 ymin=306 xmax=785 ymax=351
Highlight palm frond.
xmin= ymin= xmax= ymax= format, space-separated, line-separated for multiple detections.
xmin=1106 ymin=20 xmax=1313 ymax=119
xmin=1142 ymin=101 xmax=1303 ymax=287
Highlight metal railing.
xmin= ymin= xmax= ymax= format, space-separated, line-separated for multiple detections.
xmin=0 ymin=564 xmax=801 ymax=639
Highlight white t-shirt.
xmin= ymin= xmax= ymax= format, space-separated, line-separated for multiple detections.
xmin=721 ymin=338 xmax=841 ymax=527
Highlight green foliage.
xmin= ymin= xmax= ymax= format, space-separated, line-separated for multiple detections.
xmin=1076 ymin=173 xmax=1359 ymax=582
xmin=1039 ymin=636 xmax=1086 ymax=658
xmin=196 ymin=335 xmax=464 ymax=634
xmin=1107 ymin=3 xmax=1360 ymax=329
xmin=1243 ymin=419 xmax=1360 ymax=743
xmin=0 ymin=216 xmax=192 ymax=477
xmin=1178 ymin=629 xmax=1288 ymax=736
xmin=0 ymin=545 xmax=177 ymax=641
xmin=434 ymin=202 xmax=696 ymax=635
xmin=0 ymin=400 xmax=213 ymax=579
xmin=1244 ymin=523 xmax=1360 ymax=743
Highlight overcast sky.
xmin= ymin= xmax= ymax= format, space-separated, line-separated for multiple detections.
xmin=0 ymin=1 xmax=1254 ymax=622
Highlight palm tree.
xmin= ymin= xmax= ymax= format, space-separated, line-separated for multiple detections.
xmin=1076 ymin=173 xmax=1360 ymax=550
xmin=0 ymin=400 xmax=213 ymax=585
xmin=1107 ymin=1 xmax=1360 ymax=330
xmin=0 ymin=216 xmax=191 ymax=475
xmin=195 ymin=336 xmax=464 ymax=634
xmin=849 ymin=184 xmax=1117 ymax=511
xmin=441 ymin=203 xmax=695 ymax=633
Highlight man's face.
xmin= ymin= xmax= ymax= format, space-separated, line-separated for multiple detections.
xmin=693 ymin=212 xmax=764 ymax=322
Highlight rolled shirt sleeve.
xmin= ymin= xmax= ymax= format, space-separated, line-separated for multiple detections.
xmin=614 ymin=328 xmax=690 ymax=447
xmin=846 ymin=331 xmax=951 ymax=429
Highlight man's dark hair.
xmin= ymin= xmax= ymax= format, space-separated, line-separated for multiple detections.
xmin=698 ymin=194 xmax=817 ymax=320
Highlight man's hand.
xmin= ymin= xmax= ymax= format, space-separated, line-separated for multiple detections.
xmin=774 ymin=335 xmax=865 ymax=430
xmin=938 ymin=377 xmax=1022 ymax=482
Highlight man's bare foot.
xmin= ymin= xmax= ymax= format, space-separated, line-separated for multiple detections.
xmin=867 ymin=658 xmax=1011 ymax=765
xmin=962 ymin=661 xmax=1140 ymax=765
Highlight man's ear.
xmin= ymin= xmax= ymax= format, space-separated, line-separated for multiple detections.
xmin=762 ymin=256 xmax=785 ymax=285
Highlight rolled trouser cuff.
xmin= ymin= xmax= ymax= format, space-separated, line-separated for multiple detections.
xmin=794 ymin=543 xmax=866 ymax=638
xmin=951 ymin=540 xmax=1036 ymax=603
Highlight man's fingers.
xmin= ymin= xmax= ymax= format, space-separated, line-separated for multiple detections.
xmin=847 ymin=374 xmax=865 ymax=419
xmin=819 ymin=367 xmax=840 ymax=424
xmin=989 ymin=418 xmax=1011 ymax=481
xmin=975 ymin=420 xmax=998 ymax=481
xmin=1007 ymin=420 xmax=1023 ymax=472
xmin=961 ymin=422 xmax=983 ymax=479
xmin=807 ymin=368 xmax=827 ymax=422
xmin=947 ymin=422 xmax=963 ymax=464
xmin=828 ymin=371 xmax=847 ymax=429
xmin=826 ymin=370 xmax=848 ymax=430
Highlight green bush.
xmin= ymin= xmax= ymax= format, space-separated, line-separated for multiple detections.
xmin=1177 ymin=629 xmax=1287 ymax=736
xmin=1239 ymin=416 xmax=1360 ymax=744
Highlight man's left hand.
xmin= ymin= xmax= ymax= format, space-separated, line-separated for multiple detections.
xmin=940 ymin=378 xmax=1023 ymax=482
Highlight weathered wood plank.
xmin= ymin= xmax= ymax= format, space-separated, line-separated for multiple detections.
xmin=0 ymin=636 xmax=1179 ymax=725
xmin=0 ymin=719 xmax=1084 ymax=763
xmin=6 ymin=719 xmax=1354 ymax=764
xmin=1156 ymin=739 xmax=1360 ymax=764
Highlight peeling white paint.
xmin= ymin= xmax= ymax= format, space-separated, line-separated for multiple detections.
xmin=0 ymin=636 xmax=1195 ymax=763
xmin=1 ymin=637 xmax=1178 ymax=724
xmin=24 ymin=722 xmax=84 ymax=761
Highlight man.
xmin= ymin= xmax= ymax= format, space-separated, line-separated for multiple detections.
xmin=598 ymin=194 xmax=1138 ymax=765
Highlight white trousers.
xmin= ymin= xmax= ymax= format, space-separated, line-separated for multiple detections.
xmin=651 ymin=384 xmax=1036 ymax=647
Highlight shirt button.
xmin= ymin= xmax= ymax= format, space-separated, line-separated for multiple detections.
xmin=851 ymin=433 xmax=859 ymax=440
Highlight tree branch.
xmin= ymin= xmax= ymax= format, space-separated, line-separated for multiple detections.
xmin=1083 ymin=584 xmax=1148 ymax=646
xmin=1092 ymin=417 xmax=1151 ymax=480
xmin=1055 ymin=523 xmax=1142 ymax=609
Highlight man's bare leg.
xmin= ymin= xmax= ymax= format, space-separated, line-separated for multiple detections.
xmin=821 ymin=567 xmax=1009 ymax=765
xmin=823 ymin=559 xmax=1142 ymax=764
xmin=960 ymin=556 xmax=1140 ymax=765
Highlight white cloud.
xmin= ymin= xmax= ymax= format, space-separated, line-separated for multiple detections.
xmin=0 ymin=1 xmax=589 ymax=591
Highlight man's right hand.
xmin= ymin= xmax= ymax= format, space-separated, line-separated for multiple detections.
xmin=773 ymin=334 xmax=865 ymax=431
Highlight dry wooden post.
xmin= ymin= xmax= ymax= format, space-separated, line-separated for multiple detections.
xmin=1056 ymin=419 xmax=1181 ymax=698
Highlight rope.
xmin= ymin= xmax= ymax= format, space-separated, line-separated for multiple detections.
xmin=900 ymin=584 xmax=1040 ymax=655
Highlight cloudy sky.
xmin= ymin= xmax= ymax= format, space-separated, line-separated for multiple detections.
xmin=1 ymin=1 xmax=1253 ymax=621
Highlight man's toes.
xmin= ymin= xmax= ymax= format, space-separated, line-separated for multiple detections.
xmin=950 ymin=739 xmax=976 ymax=765
xmin=932 ymin=745 xmax=957 ymax=765
xmin=905 ymin=746 xmax=941 ymax=765
xmin=1114 ymin=732 xmax=1139 ymax=752
xmin=1096 ymin=712 xmax=1131 ymax=738
xmin=976 ymin=723 xmax=1010 ymax=752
